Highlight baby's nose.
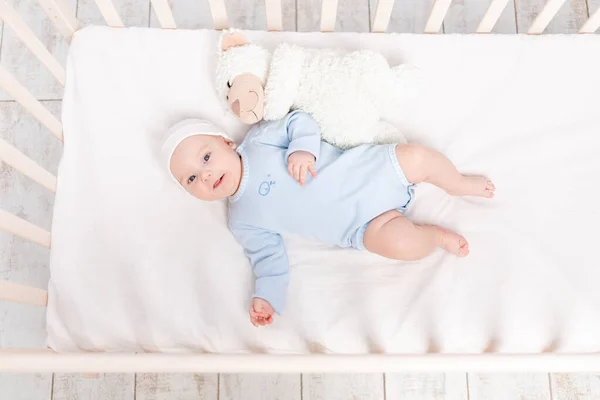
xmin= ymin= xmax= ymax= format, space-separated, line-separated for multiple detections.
xmin=231 ymin=100 xmax=241 ymax=116
xmin=201 ymin=170 xmax=212 ymax=181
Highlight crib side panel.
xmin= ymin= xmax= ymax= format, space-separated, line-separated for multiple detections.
xmin=0 ymin=101 xmax=61 ymax=400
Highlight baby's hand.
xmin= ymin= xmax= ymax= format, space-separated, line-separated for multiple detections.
xmin=288 ymin=151 xmax=317 ymax=186
xmin=249 ymin=298 xmax=275 ymax=327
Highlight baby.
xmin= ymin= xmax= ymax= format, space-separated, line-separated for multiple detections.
xmin=162 ymin=111 xmax=495 ymax=327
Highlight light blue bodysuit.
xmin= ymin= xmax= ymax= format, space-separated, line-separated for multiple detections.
xmin=228 ymin=111 xmax=414 ymax=314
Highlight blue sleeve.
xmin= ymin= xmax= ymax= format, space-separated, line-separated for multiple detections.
xmin=284 ymin=111 xmax=321 ymax=162
xmin=229 ymin=222 xmax=289 ymax=315
xmin=250 ymin=111 xmax=321 ymax=162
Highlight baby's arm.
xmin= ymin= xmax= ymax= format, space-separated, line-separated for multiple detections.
xmin=285 ymin=111 xmax=321 ymax=185
xmin=229 ymin=222 xmax=290 ymax=326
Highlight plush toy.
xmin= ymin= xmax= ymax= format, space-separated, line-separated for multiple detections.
xmin=215 ymin=30 xmax=420 ymax=149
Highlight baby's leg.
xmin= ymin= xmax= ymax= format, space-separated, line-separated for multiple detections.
xmin=395 ymin=144 xmax=495 ymax=198
xmin=363 ymin=210 xmax=469 ymax=260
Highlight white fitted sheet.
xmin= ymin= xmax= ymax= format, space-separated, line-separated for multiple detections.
xmin=47 ymin=26 xmax=600 ymax=353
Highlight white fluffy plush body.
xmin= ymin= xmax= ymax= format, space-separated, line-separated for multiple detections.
xmin=263 ymin=43 xmax=414 ymax=148
xmin=216 ymin=32 xmax=419 ymax=148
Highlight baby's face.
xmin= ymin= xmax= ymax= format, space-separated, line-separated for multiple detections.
xmin=170 ymin=134 xmax=242 ymax=201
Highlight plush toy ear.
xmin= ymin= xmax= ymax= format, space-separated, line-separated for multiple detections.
xmin=221 ymin=31 xmax=250 ymax=52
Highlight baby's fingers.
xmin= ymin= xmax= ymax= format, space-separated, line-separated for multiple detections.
xmin=300 ymin=165 xmax=307 ymax=186
xmin=308 ymin=164 xmax=317 ymax=178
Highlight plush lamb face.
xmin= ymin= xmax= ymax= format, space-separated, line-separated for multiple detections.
xmin=216 ymin=31 xmax=270 ymax=124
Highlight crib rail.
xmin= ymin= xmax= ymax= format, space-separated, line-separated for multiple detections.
xmin=37 ymin=0 xmax=79 ymax=39
xmin=2 ymin=350 xmax=600 ymax=373
xmin=0 ymin=66 xmax=63 ymax=141
xmin=0 ymin=280 xmax=48 ymax=306
xmin=0 ymin=210 xmax=52 ymax=249
xmin=0 ymin=139 xmax=57 ymax=192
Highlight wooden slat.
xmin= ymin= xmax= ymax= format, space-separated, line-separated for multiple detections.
xmin=424 ymin=0 xmax=452 ymax=33
xmin=93 ymin=0 xmax=124 ymax=27
xmin=150 ymin=0 xmax=176 ymax=28
xmin=136 ymin=373 xmax=218 ymax=399
xmin=468 ymin=373 xmax=552 ymax=400
xmin=386 ymin=373 xmax=469 ymax=400
xmin=579 ymin=7 xmax=600 ymax=33
xmin=527 ymin=0 xmax=567 ymax=33
xmin=320 ymin=0 xmax=338 ymax=31
xmin=0 ymin=280 xmax=48 ymax=306
xmin=0 ymin=210 xmax=52 ymax=248
xmin=476 ymin=0 xmax=511 ymax=32
xmin=372 ymin=0 xmax=395 ymax=32
xmin=304 ymin=374 xmax=383 ymax=400
xmin=53 ymin=373 xmax=135 ymax=400
xmin=0 ymin=1 xmax=66 ymax=86
xmin=265 ymin=0 xmax=283 ymax=31
xmin=36 ymin=0 xmax=79 ymax=40
xmin=208 ymin=0 xmax=229 ymax=29
xmin=220 ymin=374 xmax=299 ymax=400
xmin=0 ymin=66 xmax=63 ymax=140
xmin=0 ymin=138 xmax=57 ymax=192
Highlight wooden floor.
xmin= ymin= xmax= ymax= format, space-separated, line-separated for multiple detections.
xmin=1 ymin=0 xmax=600 ymax=398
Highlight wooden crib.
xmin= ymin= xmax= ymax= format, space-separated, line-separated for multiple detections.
xmin=1 ymin=0 xmax=599 ymax=373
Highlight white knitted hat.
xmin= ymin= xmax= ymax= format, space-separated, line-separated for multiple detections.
xmin=215 ymin=30 xmax=271 ymax=105
xmin=161 ymin=118 xmax=231 ymax=184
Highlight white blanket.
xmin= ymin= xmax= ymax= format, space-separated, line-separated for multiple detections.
xmin=47 ymin=26 xmax=600 ymax=354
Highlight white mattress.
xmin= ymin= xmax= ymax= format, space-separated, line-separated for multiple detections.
xmin=47 ymin=26 xmax=600 ymax=354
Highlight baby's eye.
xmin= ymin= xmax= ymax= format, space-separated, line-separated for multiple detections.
xmin=203 ymin=153 xmax=211 ymax=163
xmin=188 ymin=175 xmax=196 ymax=184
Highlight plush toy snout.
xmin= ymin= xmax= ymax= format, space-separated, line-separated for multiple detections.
xmin=226 ymin=73 xmax=265 ymax=124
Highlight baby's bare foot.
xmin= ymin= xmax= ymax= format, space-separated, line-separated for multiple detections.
xmin=439 ymin=229 xmax=469 ymax=257
xmin=450 ymin=176 xmax=495 ymax=198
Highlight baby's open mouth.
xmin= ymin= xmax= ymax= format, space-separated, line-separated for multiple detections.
xmin=213 ymin=174 xmax=224 ymax=189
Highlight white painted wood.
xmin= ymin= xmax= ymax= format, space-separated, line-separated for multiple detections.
xmin=53 ymin=373 xmax=135 ymax=400
xmin=424 ymin=0 xmax=452 ymax=33
xmin=580 ymin=5 xmax=600 ymax=32
xmin=0 ymin=0 xmax=75 ymax=100
xmin=0 ymin=0 xmax=66 ymax=85
xmin=265 ymin=0 xmax=282 ymax=31
xmin=8 ymin=352 xmax=600 ymax=374
xmin=369 ymin=0 xmax=438 ymax=33
xmin=136 ymin=373 xmax=218 ymax=400
xmin=528 ymin=0 xmax=568 ymax=33
xmin=220 ymin=374 xmax=300 ymax=400
xmin=372 ymin=0 xmax=395 ymax=32
xmin=0 ymin=279 xmax=48 ymax=306
xmin=550 ymin=373 xmax=600 ymax=399
xmin=0 ymin=66 xmax=63 ymax=140
xmin=37 ymin=0 xmax=79 ymax=39
xmin=78 ymin=0 xmax=149 ymax=27
xmin=0 ymin=102 xmax=57 ymax=399
xmin=476 ymin=0 xmax=512 ymax=32
xmin=386 ymin=373 xmax=469 ymax=400
xmin=445 ymin=0 xmax=516 ymax=33
xmin=299 ymin=0 xmax=369 ymax=32
xmin=0 ymin=209 xmax=52 ymax=248
xmin=0 ymin=373 xmax=52 ymax=400
xmin=468 ymin=374 xmax=552 ymax=400
xmin=150 ymin=0 xmax=176 ymax=28
xmin=304 ymin=374 xmax=384 ymax=400
xmin=515 ymin=0 xmax=588 ymax=33
xmin=93 ymin=0 xmax=125 ymax=26
xmin=0 ymin=137 xmax=57 ymax=192
xmin=320 ymin=0 xmax=339 ymax=31
xmin=208 ymin=0 xmax=229 ymax=29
